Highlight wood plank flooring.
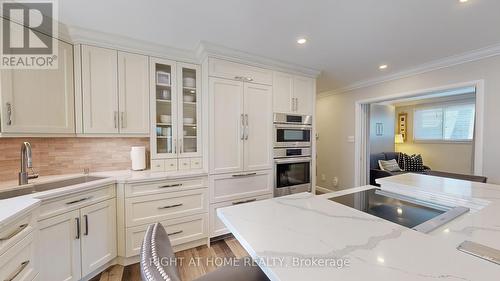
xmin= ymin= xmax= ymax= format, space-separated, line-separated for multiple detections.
xmin=91 ymin=236 xmax=249 ymax=281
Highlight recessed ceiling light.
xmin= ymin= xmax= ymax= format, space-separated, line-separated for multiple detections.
xmin=459 ymin=0 xmax=468 ymax=3
xmin=297 ymin=38 xmax=307 ymax=44
xmin=379 ymin=64 xmax=388 ymax=70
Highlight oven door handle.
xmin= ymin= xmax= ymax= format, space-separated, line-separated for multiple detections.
xmin=274 ymin=124 xmax=312 ymax=130
xmin=274 ymin=157 xmax=312 ymax=164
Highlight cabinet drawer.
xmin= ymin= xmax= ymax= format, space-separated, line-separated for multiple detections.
xmin=0 ymin=212 xmax=36 ymax=256
xmin=0 ymin=232 xmax=37 ymax=281
xmin=210 ymin=170 xmax=273 ymax=203
xmin=209 ymin=194 xmax=272 ymax=238
xmin=178 ymin=159 xmax=191 ymax=170
xmin=151 ymin=160 xmax=165 ymax=172
xmin=125 ymin=177 xmax=207 ymax=197
xmin=125 ymin=214 xmax=208 ymax=257
xmin=38 ymin=185 xmax=116 ymax=220
xmin=190 ymin=158 xmax=202 ymax=169
xmin=125 ymin=189 xmax=208 ymax=227
xmin=208 ymin=58 xmax=272 ymax=85
xmin=165 ymin=159 xmax=178 ymax=171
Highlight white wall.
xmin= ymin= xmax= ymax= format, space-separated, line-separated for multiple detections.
xmin=395 ymin=105 xmax=473 ymax=174
xmin=317 ymin=55 xmax=500 ymax=189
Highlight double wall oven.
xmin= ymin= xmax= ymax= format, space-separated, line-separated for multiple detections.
xmin=273 ymin=113 xmax=312 ymax=197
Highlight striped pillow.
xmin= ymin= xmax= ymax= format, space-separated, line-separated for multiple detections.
xmin=378 ymin=159 xmax=402 ymax=172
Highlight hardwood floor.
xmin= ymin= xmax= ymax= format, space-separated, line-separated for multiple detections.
xmin=91 ymin=236 xmax=249 ymax=281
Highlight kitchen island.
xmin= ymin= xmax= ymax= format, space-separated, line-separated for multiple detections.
xmin=217 ymin=174 xmax=500 ymax=280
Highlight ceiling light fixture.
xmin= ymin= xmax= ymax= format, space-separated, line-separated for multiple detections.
xmin=297 ymin=38 xmax=307 ymax=45
xmin=459 ymin=0 xmax=468 ymax=3
xmin=379 ymin=64 xmax=388 ymax=70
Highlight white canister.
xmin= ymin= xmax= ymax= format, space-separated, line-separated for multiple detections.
xmin=130 ymin=146 xmax=146 ymax=171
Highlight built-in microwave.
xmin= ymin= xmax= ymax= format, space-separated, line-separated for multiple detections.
xmin=273 ymin=113 xmax=312 ymax=148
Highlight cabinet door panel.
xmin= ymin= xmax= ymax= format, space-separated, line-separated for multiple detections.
xmin=80 ymin=199 xmax=117 ymax=277
xmin=244 ymin=83 xmax=273 ymax=171
xmin=272 ymin=71 xmax=293 ymax=113
xmin=82 ymin=45 xmax=119 ymax=133
xmin=293 ymin=76 xmax=314 ymax=115
xmin=118 ymin=52 xmax=149 ymax=134
xmin=0 ymin=35 xmax=75 ymax=133
xmin=209 ymin=78 xmax=244 ymax=174
xmin=38 ymin=210 xmax=81 ymax=281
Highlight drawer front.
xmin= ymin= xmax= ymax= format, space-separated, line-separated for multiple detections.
xmin=209 ymin=194 xmax=272 ymax=238
xmin=210 ymin=170 xmax=273 ymax=203
xmin=38 ymin=185 xmax=116 ymax=220
xmin=151 ymin=160 xmax=165 ymax=172
xmin=125 ymin=189 xmax=208 ymax=227
xmin=0 ymin=212 xmax=36 ymax=256
xmin=190 ymin=158 xmax=202 ymax=169
xmin=164 ymin=159 xmax=178 ymax=171
xmin=0 ymin=232 xmax=37 ymax=281
xmin=208 ymin=58 xmax=272 ymax=85
xmin=125 ymin=177 xmax=208 ymax=197
xmin=125 ymin=214 xmax=208 ymax=257
xmin=178 ymin=159 xmax=191 ymax=170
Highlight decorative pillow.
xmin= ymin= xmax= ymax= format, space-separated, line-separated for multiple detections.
xmin=378 ymin=159 xmax=403 ymax=172
xmin=397 ymin=153 xmax=407 ymax=170
xmin=405 ymin=154 xmax=425 ymax=172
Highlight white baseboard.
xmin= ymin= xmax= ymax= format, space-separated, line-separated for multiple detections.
xmin=316 ymin=186 xmax=334 ymax=194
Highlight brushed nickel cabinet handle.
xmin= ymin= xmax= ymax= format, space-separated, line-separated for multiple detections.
xmin=232 ymin=172 xmax=257 ymax=178
xmin=295 ymin=98 xmax=299 ymax=111
xmin=158 ymin=203 xmax=183 ymax=209
xmin=158 ymin=183 xmax=183 ymax=188
xmin=75 ymin=217 xmax=80 ymax=239
xmin=114 ymin=111 xmax=118 ymax=128
xmin=5 ymin=260 xmax=30 ymax=281
xmin=120 ymin=112 xmax=126 ymax=128
xmin=83 ymin=214 xmax=89 ymax=236
xmin=240 ymin=114 xmax=245 ymax=140
xmin=245 ymin=114 xmax=249 ymax=140
xmin=167 ymin=230 xmax=183 ymax=236
xmin=245 ymin=77 xmax=254 ymax=82
xmin=66 ymin=196 xmax=92 ymax=205
xmin=6 ymin=102 xmax=12 ymax=125
xmin=232 ymin=198 xmax=257 ymax=205
xmin=0 ymin=223 xmax=28 ymax=241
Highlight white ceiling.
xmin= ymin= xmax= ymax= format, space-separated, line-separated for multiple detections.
xmin=57 ymin=0 xmax=500 ymax=93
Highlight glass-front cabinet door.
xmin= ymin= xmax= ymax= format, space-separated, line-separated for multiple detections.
xmin=177 ymin=63 xmax=201 ymax=157
xmin=150 ymin=58 xmax=178 ymax=158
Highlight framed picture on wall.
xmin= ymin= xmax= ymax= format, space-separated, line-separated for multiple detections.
xmin=398 ymin=113 xmax=408 ymax=141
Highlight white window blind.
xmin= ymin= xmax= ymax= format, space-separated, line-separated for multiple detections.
xmin=414 ymin=102 xmax=475 ymax=141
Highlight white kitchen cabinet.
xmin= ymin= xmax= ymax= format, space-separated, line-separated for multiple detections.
xmin=293 ymin=76 xmax=315 ymax=115
xmin=118 ymin=52 xmax=150 ymax=134
xmin=0 ymin=232 xmax=38 ymax=281
xmin=272 ymin=71 xmax=294 ymax=113
xmin=38 ymin=210 xmax=81 ymax=281
xmin=0 ymin=36 xmax=75 ymax=134
xmin=208 ymin=58 xmax=272 ymax=85
xmin=82 ymin=45 xmax=119 ymax=134
xmin=209 ymin=77 xmax=272 ymax=174
xmin=209 ymin=170 xmax=273 ymax=203
xmin=209 ymin=77 xmax=244 ymax=174
xmin=38 ymin=198 xmax=116 ymax=281
xmin=273 ymin=71 xmax=314 ymax=115
xmin=80 ymin=199 xmax=116 ymax=277
xmin=243 ymin=83 xmax=273 ymax=171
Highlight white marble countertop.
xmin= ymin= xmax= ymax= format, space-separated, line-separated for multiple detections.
xmin=218 ymin=175 xmax=500 ymax=280
xmin=0 ymin=169 xmax=208 ymax=227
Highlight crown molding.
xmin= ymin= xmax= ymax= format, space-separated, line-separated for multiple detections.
xmin=319 ymin=43 xmax=500 ymax=98
xmin=64 ymin=26 xmax=198 ymax=63
xmin=196 ymin=41 xmax=321 ymax=78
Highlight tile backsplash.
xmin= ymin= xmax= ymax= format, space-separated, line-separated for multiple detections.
xmin=0 ymin=137 xmax=149 ymax=182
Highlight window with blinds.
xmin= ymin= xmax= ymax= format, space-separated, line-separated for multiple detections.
xmin=414 ymin=102 xmax=475 ymax=141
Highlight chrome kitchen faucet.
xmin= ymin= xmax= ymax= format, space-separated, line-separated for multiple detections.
xmin=19 ymin=142 xmax=39 ymax=185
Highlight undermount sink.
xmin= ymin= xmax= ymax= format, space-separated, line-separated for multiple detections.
xmin=0 ymin=176 xmax=107 ymax=200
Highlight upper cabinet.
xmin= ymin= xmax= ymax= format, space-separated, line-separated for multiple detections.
xmin=208 ymin=58 xmax=272 ymax=85
xmin=81 ymin=45 xmax=149 ymax=135
xmin=273 ymin=71 xmax=315 ymax=115
xmin=150 ymin=58 xmax=202 ymax=169
xmin=0 ymin=37 xmax=75 ymax=134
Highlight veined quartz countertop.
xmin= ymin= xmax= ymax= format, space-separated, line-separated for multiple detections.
xmin=0 ymin=169 xmax=208 ymax=226
xmin=218 ymin=174 xmax=500 ymax=281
